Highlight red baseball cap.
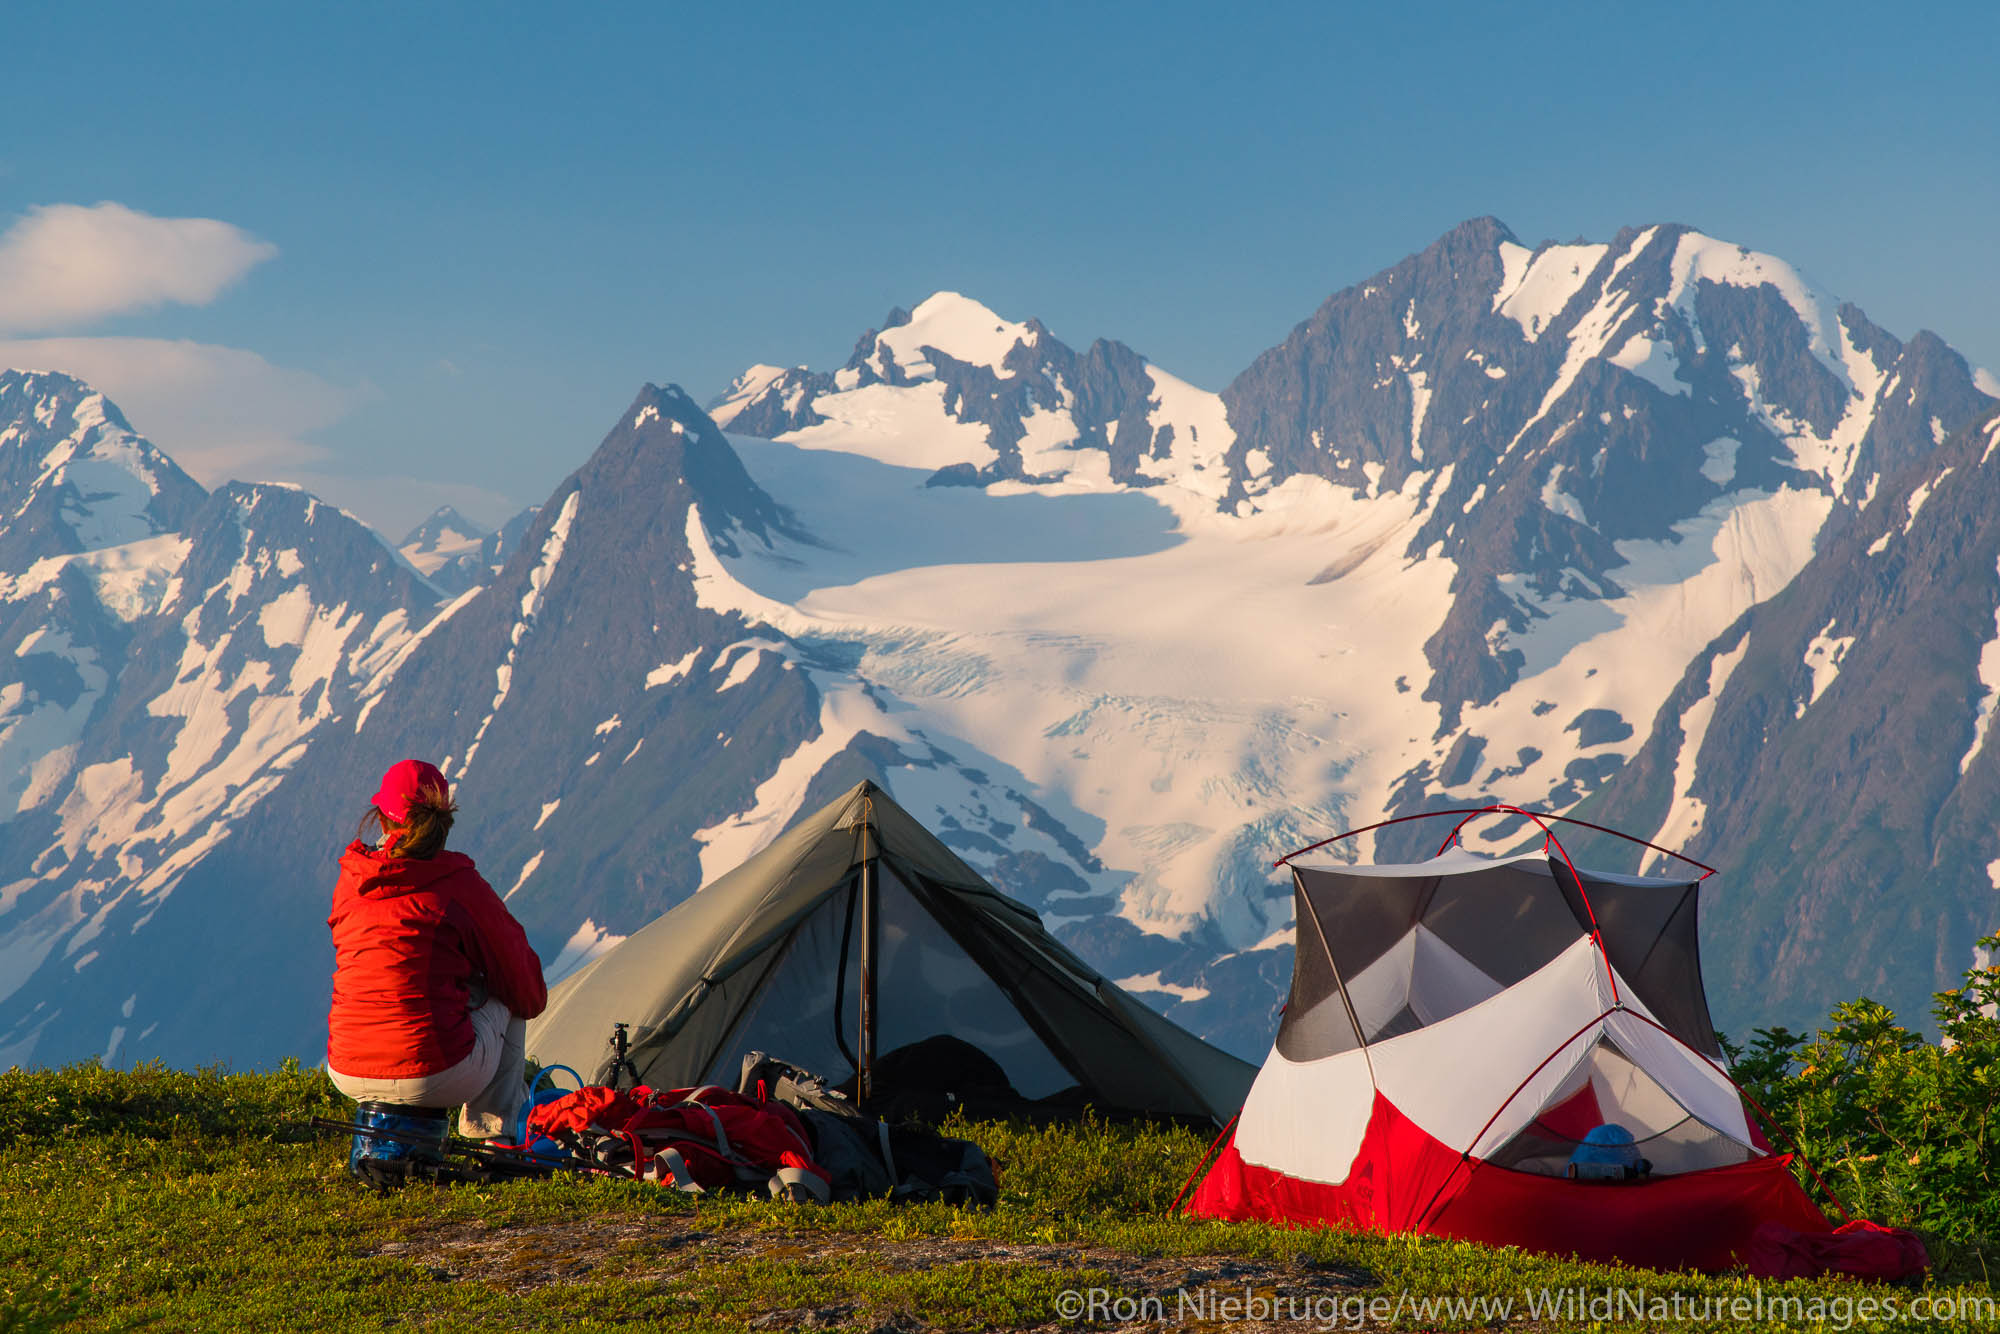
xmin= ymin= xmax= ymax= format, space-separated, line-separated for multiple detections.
xmin=373 ymin=759 xmax=448 ymax=824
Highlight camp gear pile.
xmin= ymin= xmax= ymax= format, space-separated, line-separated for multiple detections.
xmin=518 ymin=1057 xmax=998 ymax=1204
xmin=525 ymin=1083 xmax=833 ymax=1200
xmin=736 ymin=1051 xmax=999 ymax=1205
xmin=331 ymin=1050 xmax=998 ymax=1205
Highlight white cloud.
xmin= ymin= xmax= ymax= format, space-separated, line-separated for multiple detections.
xmin=0 ymin=336 xmax=521 ymax=541
xmin=0 ymin=335 xmax=358 ymax=480
xmin=0 ymin=202 xmax=277 ymax=335
xmin=0 ymin=202 xmax=531 ymax=543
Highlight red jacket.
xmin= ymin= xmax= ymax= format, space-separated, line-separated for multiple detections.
xmin=326 ymin=842 xmax=547 ymax=1080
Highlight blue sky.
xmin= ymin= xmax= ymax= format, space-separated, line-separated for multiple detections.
xmin=4 ymin=2 xmax=1995 ymax=536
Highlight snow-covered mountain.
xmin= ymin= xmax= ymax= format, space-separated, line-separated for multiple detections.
xmin=712 ymin=291 xmax=1234 ymax=498
xmin=397 ymin=504 xmax=539 ymax=597
xmin=709 ymin=221 xmax=1998 ymax=1037
xmin=0 ymin=370 xmax=440 ymax=1064
xmin=398 ymin=505 xmax=488 ymax=594
xmin=1584 ymin=410 xmax=2000 ymax=1021
xmin=4 ymin=217 xmax=1997 ymax=1071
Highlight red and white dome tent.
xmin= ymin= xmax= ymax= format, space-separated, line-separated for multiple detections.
xmin=1183 ymin=806 xmax=1838 ymax=1272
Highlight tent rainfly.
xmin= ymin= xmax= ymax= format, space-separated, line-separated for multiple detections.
xmin=1189 ymin=813 xmax=1832 ymax=1271
xmin=526 ymin=781 xmax=1255 ymax=1126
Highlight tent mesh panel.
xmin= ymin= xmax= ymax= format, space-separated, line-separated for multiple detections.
xmin=1275 ymin=880 xmax=1364 ymax=1059
xmin=871 ymin=866 xmax=1076 ymax=1098
xmin=1486 ymin=1118 xmax=1754 ymax=1177
xmin=1485 ymin=1035 xmax=1755 ymax=1177
xmin=1279 ymin=862 xmax=1579 ymax=1060
xmin=693 ymin=887 xmax=859 ymax=1087
xmin=696 ymin=867 xmax=1077 ymax=1100
xmin=1567 ymin=872 xmax=1718 ymax=1055
xmin=923 ymin=880 xmax=1215 ymax=1116
xmin=1277 ymin=859 xmax=1718 ymax=1060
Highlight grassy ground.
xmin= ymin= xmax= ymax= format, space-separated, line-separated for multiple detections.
xmin=4 ymin=1064 xmax=1998 ymax=1332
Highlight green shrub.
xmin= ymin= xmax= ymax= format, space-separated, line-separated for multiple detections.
xmin=1728 ymin=931 xmax=2000 ymax=1240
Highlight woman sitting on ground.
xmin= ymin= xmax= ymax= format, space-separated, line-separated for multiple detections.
xmin=325 ymin=759 xmax=547 ymax=1138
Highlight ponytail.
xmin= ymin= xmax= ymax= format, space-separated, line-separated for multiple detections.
xmin=356 ymin=783 xmax=458 ymax=859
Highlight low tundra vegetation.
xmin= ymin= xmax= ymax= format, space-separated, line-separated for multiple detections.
xmin=3 ymin=944 xmax=1998 ymax=1332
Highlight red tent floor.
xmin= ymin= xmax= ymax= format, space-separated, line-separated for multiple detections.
xmin=1191 ymin=1092 xmax=1829 ymax=1272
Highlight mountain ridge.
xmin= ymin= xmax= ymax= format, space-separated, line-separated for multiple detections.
xmin=3 ymin=216 xmax=1997 ymax=1070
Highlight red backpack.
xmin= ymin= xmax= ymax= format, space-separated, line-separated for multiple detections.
xmin=526 ymin=1084 xmax=831 ymax=1201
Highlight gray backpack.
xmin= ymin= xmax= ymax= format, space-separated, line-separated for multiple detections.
xmin=736 ymin=1051 xmax=997 ymax=1206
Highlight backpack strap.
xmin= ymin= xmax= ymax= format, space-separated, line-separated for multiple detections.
xmin=875 ymin=1120 xmax=897 ymax=1185
xmin=769 ymin=1166 xmax=831 ymax=1203
xmin=676 ymin=1098 xmax=734 ymax=1161
xmin=650 ymin=1147 xmax=704 ymax=1193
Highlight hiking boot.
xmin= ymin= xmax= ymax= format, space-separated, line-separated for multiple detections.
xmin=349 ymin=1103 xmax=450 ymax=1178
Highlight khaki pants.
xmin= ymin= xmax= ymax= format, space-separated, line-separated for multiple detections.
xmin=329 ymin=998 xmax=526 ymax=1139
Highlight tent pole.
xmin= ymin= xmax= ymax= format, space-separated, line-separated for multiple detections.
xmin=858 ymin=798 xmax=878 ymax=1112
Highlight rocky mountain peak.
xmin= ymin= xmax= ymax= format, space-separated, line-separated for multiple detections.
xmin=609 ymin=383 xmax=801 ymax=553
xmin=401 ymin=504 xmax=486 ymax=549
xmin=0 ymin=371 xmax=208 ymax=568
xmin=395 ymin=506 xmax=498 ymax=599
xmin=870 ymin=292 xmax=1037 ymax=377
xmin=1217 ymin=217 xmax=1996 ymax=736
xmin=166 ymin=481 xmax=435 ymax=623
xmin=1 ymin=369 xmax=136 ymax=439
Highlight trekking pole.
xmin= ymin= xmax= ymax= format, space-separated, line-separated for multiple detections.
xmin=308 ymin=1117 xmax=595 ymax=1178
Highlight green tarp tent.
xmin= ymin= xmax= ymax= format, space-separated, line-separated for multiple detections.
xmin=525 ymin=781 xmax=1254 ymax=1125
